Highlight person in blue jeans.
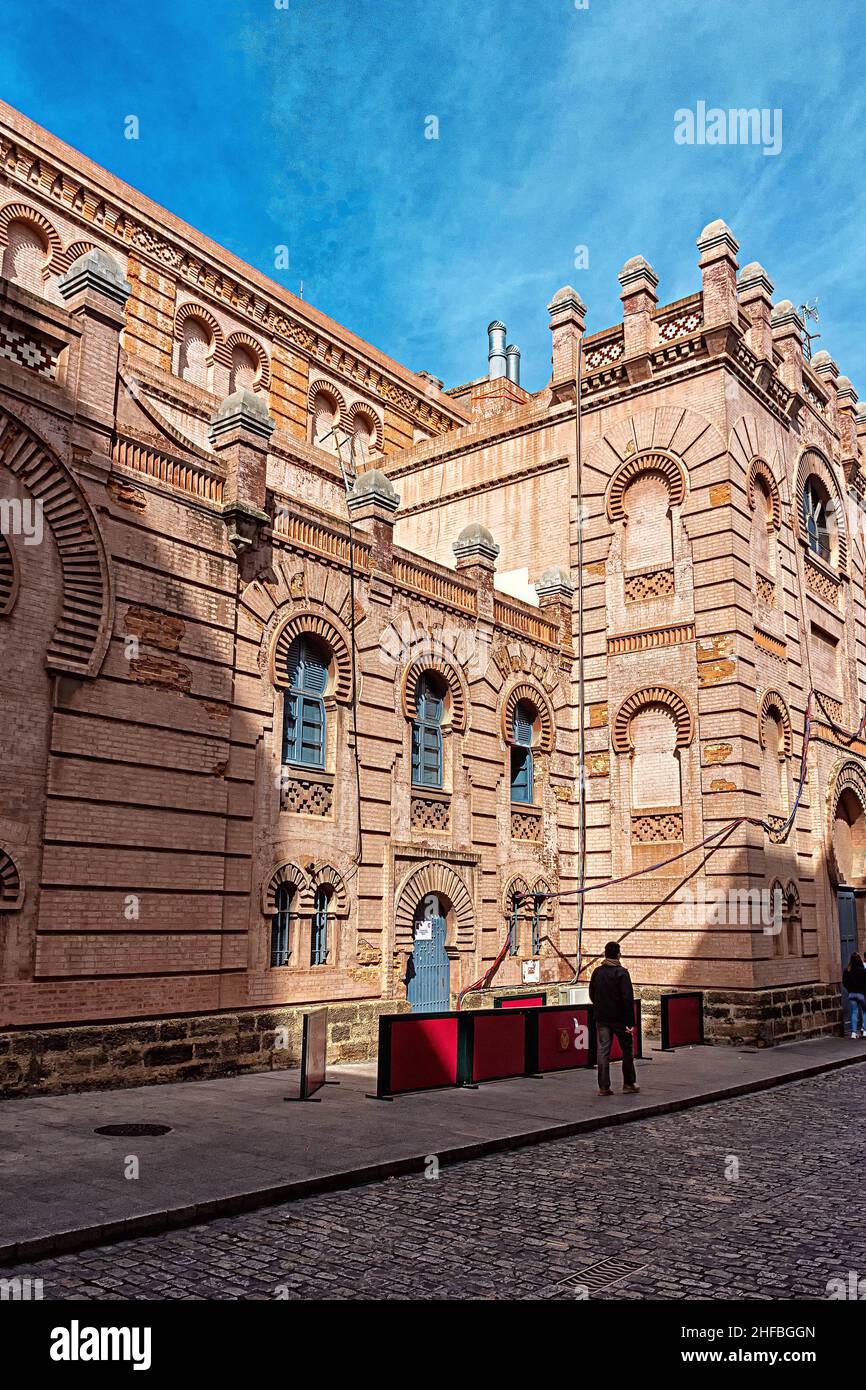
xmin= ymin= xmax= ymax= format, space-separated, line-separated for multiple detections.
xmin=842 ymin=951 xmax=866 ymax=1039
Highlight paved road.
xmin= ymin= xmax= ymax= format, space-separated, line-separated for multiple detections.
xmin=8 ymin=1064 xmax=866 ymax=1300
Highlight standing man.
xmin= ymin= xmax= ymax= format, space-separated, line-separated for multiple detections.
xmin=589 ymin=941 xmax=640 ymax=1097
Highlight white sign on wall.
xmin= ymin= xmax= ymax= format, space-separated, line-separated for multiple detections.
xmin=522 ymin=959 xmax=540 ymax=984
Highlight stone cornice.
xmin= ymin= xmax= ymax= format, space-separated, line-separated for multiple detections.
xmin=0 ymin=102 xmax=468 ymax=436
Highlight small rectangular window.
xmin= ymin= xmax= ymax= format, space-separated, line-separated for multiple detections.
xmin=511 ymin=747 xmax=533 ymax=803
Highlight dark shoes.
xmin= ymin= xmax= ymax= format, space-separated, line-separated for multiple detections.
xmin=597 ymin=1087 xmax=613 ymax=1097
xmin=623 ymin=1083 xmax=641 ymax=1094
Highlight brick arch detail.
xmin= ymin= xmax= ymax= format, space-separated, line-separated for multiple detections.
xmin=827 ymin=760 xmax=866 ymax=888
xmin=262 ymin=860 xmax=310 ymax=915
xmin=0 ymin=533 xmax=18 ymax=616
xmin=270 ymin=609 xmax=353 ymax=702
xmin=501 ymin=680 xmax=555 ymax=753
xmin=612 ymin=686 xmax=693 ymax=753
xmin=220 ymin=331 xmax=271 ymax=390
xmin=503 ymin=873 xmax=556 ymax=917
xmin=758 ymin=689 xmax=793 ymax=755
xmin=173 ymin=301 xmax=223 ymax=353
xmin=829 ymin=760 xmax=866 ymax=825
xmin=0 ymin=406 xmax=112 ymax=677
xmin=0 ymin=201 xmax=61 ymax=275
xmin=0 ymin=846 xmax=23 ymax=910
xmin=394 ymin=862 xmax=475 ymax=951
xmin=747 ymin=457 xmax=782 ymax=530
xmin=794 ymin=446 xmax=848 ymax=574
xmin=606 ymin=450 xmax=687 ymax=523
xmin=308 ymin=378 xmax=348 ymax=427
xmin=502 ymin=874 xmax=531 ymax=913
xmin=304 ymin=863 xmax=349 ymax=915
xmin=401 ymin=656 xmax=467 ymax=732
xmin=345 ymin=400 xmax=382 ymax=452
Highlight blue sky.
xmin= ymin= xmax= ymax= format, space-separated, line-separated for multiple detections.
xmin=2 ymin=0 xmax=863 ymax=392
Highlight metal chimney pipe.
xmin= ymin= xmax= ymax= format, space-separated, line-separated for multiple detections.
xmin=505 ymin=344 xmax=521 ymax=386
xmin=487 ymin=320 xmax=507 ymax=379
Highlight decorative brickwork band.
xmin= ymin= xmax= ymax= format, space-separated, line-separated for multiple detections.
xmin=511 ymin=808 xmax=542 ymax=841
xmin=401 ymin=656 xmax=467 ymax=732
xmin=394 ymin=862 xmax=474 ymax=951
xmin=606 ymin=450 xmax=687 ymax=522
xmin=746 ymin=457 xmax=782 ymax=529
xmin=0 ymin=532 xmax=18 ymax=615
xmin=0 ymin=847 xmax=23 ymax=909
xmin=270 ymin=610 xmax=353 ymax=702
xmin=0 ymin=408 xmax=112 ymax=677
xmin=805 ymin=557 xmax=841 ymax=607
xmin=758 ymin=690 xmax=793 ymax=755
xmin=630 ymin=811 xmax=684 ymax=843
xmin=281 ymin=774 xmax=334 ymax=817
xmin=501 ymin=681 xmax=555 ymax=753
xmin=623 ymin=566 xmax=675 ymax=602
xmin=411 ymin=794 xmax=450 ymax=833
xmin=612 ymin=686 xmax=693 ymax=753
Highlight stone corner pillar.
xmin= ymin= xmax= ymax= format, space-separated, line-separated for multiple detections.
xmin=453 ymin=522 xmax=499 ymax=621
xmin=208 ymin=389 xmax=275 ymax=556
xmin=697 ymin=219 xmax=740 ymax=329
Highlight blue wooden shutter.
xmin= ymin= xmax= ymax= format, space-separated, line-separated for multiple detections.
xmin=510 ymin=700 xmax=534 ymax=803
xmin=284 ymin=638 xmax=327 ymax=768
xmin=411 ymin=675 xmax=443 ymax=788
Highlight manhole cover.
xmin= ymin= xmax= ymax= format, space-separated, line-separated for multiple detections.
xmin=94 ymin=1123 xmax=172 ymax=1137
xmin=559 ymin=1256 xmax=647 ymax=1293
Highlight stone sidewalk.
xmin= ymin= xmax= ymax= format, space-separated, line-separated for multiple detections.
xmin=2 ymin=1034 xmax=865 ymax=1263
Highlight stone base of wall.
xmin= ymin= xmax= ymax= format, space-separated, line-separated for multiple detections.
xmin=0 ymin=982 xmax=846 ymax=1097
xmin=637 ymin=983 xmax=844 ymax=1047
xmin=0 ymin=999 xmax=409 ymax=1099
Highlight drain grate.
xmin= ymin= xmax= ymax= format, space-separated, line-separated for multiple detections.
xmin=94 ymin=1123 xmax=172 ymax=1137
xmin=558 ymin=1256 xmax=646 ymax=1293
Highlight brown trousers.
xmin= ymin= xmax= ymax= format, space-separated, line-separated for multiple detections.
xmin=596 ymin=1023 xmax=637 ymax=1091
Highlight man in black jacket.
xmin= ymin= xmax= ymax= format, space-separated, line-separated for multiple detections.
xmin=589 ymin=941 xmax=639 ymax=1097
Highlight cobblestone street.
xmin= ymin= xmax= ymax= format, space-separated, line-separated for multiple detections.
xmin=7 ymin=1063 xmax=866 ymax=1301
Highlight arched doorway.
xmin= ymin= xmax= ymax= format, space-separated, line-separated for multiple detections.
xmin=830 ymin=769 xmax=866 ymax=1000
xmin=407 ymin=893 xmax=451 ymax=1013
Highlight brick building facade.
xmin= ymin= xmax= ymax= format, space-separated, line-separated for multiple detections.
xmin=1 ymin=101 xmax=865 ymax=1093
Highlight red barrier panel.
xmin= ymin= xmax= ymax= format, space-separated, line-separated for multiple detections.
xmin=466 ymin=1010 xmax=527 ymax=1083
xmin=608 ymin=999 xmax=643 ymax=1061
xmin=661 ymin=992 xmax=703 ymax=1049
xmin=535 ymin=1004 xmax=592 ymax=1072
xmin=495 ymin=992 xmax=547 ymax=1010
xmin=378 ymin=1013 xmax=460 ymax=1096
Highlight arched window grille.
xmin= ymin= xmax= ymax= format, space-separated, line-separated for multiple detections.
xmin=311 ymin=886 xmax=331 ymax=966
xmin=510 ymin=700 xmax=535 ymax=803
xmin=283 ymin=636 xmax=328 ymax=768
xmin=411 ymin=673 xmax=445 ymax=788
xmin=270 ymin=883 xmax=295 ymax=967
xmin=802 ymin=477 xmax=832 ymax=562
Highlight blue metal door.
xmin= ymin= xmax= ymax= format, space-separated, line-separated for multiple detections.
xmin=407 ymin=914 xmax=450 ymax=1013
xmin=838 ymin=890 xmax=857 ymax=1018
